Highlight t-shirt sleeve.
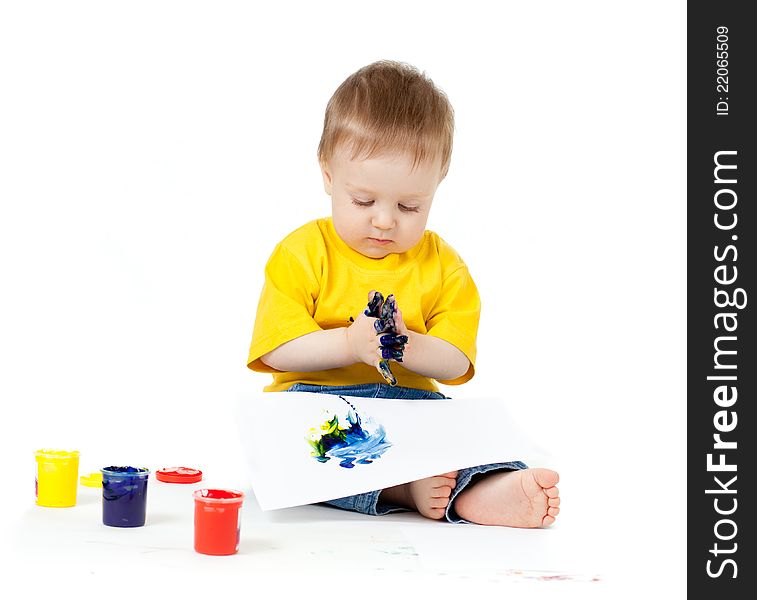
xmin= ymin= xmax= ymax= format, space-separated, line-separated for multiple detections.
xmin=425 ymin=265 xmax=481 ymax=385
xmin=247 ymin=243 xmax=322 ymax=373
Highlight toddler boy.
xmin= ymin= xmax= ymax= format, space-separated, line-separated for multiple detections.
xmin=247 ymin=60 xmax=559 ymax=526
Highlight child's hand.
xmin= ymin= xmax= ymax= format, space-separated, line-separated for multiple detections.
xmin=393 ymin=307 xmax=411 ymax=340
xmin=345 ymin=309 xmax=383 ymax=368
xmin=347 ymin=291 xmax=411 ymax=384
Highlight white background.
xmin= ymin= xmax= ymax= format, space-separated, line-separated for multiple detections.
xmin=0 ymin=1 xmax=686 ymax=597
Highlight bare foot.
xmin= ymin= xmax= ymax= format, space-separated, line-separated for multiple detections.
xmin=379 ymin=471 xmax=458 ymax=520
xmin=453 ymin=468 xmax=560 ymax=527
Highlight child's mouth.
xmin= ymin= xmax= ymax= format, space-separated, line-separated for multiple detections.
xmin=369 ymin=238 xmax=392 ymax=245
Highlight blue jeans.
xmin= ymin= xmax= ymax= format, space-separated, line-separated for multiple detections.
xmin=286 ymin=382 xmax=527 ymax=524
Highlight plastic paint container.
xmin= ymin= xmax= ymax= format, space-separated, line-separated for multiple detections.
xmin=193 ymin=489 xmax=245 ymax=555
xmin=101 ymin=466 xmax=150 ymax=527
xmin=35 ymin=449 xmax=80 ymax=507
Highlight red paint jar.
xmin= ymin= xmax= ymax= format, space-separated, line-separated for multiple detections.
xmin=193 ymin=489 xmax=245 ymax=555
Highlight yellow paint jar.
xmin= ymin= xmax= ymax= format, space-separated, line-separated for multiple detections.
xmin=35 ymin=449 xmax=80 ymax=507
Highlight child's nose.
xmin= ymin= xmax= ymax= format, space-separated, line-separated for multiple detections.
xmin=371 ymin=209 xmax=395 ymax=230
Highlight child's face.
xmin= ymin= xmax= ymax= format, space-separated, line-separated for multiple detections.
xmin=320 ymin=147 xmax=443 ymax=258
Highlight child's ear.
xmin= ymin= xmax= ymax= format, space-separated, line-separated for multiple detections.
xmin=319 ymin=161 xmax=333 ymax=196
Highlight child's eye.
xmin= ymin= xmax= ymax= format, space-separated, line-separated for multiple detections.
xmin=351 ymin=198 xmax=420 ymax=212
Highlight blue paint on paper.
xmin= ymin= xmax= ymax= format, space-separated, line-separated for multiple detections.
xmin=306 ymin=396 xmax=392 ymax=468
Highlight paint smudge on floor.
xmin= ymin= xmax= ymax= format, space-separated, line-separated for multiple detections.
xmin=503 ymin=569 xmax=602 ymax=582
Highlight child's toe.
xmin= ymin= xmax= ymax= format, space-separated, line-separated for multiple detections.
xmin=426 ymin=507 xmax=446 ymax=520
xmin=544 ymin=486 xmax=559 ymax=499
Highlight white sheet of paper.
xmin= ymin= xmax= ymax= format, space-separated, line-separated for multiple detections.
xmin=237 ymin=392 xmax=543 ymax=511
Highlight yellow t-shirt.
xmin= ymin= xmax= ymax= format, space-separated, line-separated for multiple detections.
xmin=247 ymin=217 xmax=480 ymax=392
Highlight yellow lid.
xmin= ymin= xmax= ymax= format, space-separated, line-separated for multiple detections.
xmin=80 ymin=472 xmax=103 ymax=487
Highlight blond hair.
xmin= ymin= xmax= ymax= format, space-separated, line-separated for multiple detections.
xmin=318 ymin=60 xmax=454 ymax=178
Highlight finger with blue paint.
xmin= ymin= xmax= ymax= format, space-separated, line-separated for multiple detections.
xmin=362 ymin=290 xmax=409 ymax=385
xmin=379 ymin=333 xmax=409 ymax=346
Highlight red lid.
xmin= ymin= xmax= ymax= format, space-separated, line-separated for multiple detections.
xmin=156 ymin=467 xmax=203 ymax=484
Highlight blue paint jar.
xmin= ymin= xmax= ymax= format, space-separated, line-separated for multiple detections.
xmin=101 ymin=466 xmax=150 ymax=527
